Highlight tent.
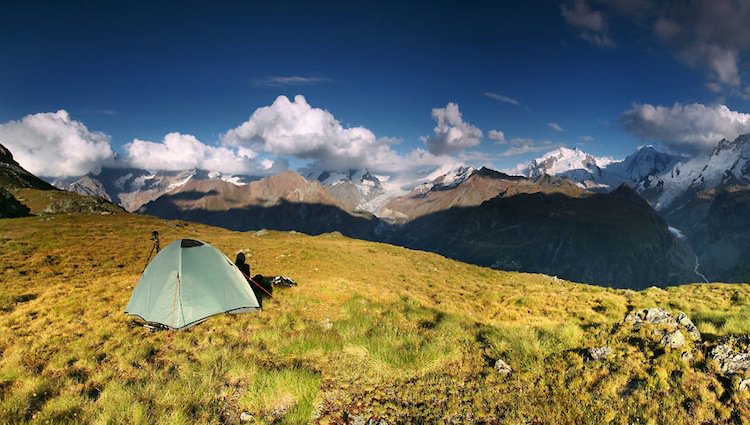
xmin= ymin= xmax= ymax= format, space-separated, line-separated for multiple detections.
xmin=125 ymin=239 xmax=259 ymax=329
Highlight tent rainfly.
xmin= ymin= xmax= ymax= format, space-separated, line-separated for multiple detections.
xmin=125 ymin=239 xmax=259 ymax=329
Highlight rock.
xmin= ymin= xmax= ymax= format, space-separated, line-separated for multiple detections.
xmin=494 ymin=359 xmax=512 ymax=376
xmin=681 ymin=351 xmax=694 ymax=362
xmin=711 ymin=344 xmax=750 ymax=374
xmin=660 ymin=330 xmax=686 ymax=349
xmin=625 ymin=307 xmax=675 ymax=326
xmin=239 ymin=412 xmax=254 ymax=422
xmin=644 ymin=307 xmax=676 ymax=325
xmin=624 ymin=308 xmax=702 ymax=343
xmin=587 ymin=346 xmax=613 ymax=361
xmin=740 ymin=378 xmax=750 ymax=392
xmin=676 ymin=311 xmax=701 ymax=341
xmin=320 ymin=318 xmax=333 ymax=330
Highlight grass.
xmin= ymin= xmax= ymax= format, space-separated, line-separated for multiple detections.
xmin=1 ymin=212 xmax=750 ymax=423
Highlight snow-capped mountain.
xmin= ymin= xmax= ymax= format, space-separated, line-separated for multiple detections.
xmin=517 ymin=147 xmax=615 ymax=187
xmin=55 ymin=167 xmax=259 ymax=212
xmin=413 ymin=166 xmax=477 ymax=193
xmin=517 ymin=145 xmax=686 ymax=195
xmin=647 ymin=134 xmax=750 ymax=211
xmin=305 ymin=168 xmax=391 ymax=213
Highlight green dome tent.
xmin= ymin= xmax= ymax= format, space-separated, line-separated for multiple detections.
xmin=125 ymin=239 xmax=259 ymax=330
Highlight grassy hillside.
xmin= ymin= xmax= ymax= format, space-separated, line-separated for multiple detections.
xmin=1 ymin=212 xmax=750 ymax=424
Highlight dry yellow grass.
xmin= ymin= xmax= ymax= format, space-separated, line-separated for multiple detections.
xmin=1 ymin=212 xmax=750 ymax=424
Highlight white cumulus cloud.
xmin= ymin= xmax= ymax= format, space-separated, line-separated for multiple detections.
xmin=125 ymin=132 xmax=274 ymax=175
xmin=421 ymin=102 xmax=482 ymax=155
xmin=620 ymin=102 xmax=750 ymax=154
xmin=221 ymin=95 xmax=463 ymax=190
xmin=0 ymin=110 xmax=115 ymax=178
xmin=488 ymin=129 xmax=506 ymax=144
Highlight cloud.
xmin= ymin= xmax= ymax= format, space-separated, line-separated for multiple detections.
xmin=0 ymin=110 xmax=115 ymax=178
xmin=221 ymin=95 xmax=454 ymax=188
xmin=125 ymin=132 xmax=276 ymax=175
xmin=421 ymin=102 xmax=482 ymax=155
xmin=488 ymin=129 xmax=506 ymax=144
xmin=253 ymin=76 xmax=330 ymax=87
xmin=498 ymin=138 xmax=559 ymax=157
xmin=579 ymin=135 xmax=594 ymax=143
xmin=569 ymin=0 xmax=750 ymax=96
xmin=484 ymin=92 xmax=521 ymax=106
xmin=620 ymin=102 xmax=750 ymax=154
xmin=561 ymin=0 xmax=614 ymax=47
xmin=548 ymin=122 xmax=564 ymax=132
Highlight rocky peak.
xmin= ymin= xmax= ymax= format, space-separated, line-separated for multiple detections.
xmin=0 ymin=143 xmax=14 ymax=164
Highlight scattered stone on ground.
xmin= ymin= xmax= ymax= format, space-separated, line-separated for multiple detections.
xmin=494 ymin=359 xmax=512 ymax=376
xmin=661 ymin=330 xmax=686 ymax=349
xmin=239 ymin=411 xmax=253 ymax=423
xmin=710 ymin=343 xmax=750 ymax=374
xmin=587 ymin=346 xmax=613 ymax=361
xmin=320 ymin=318 xmax=334 ymax=330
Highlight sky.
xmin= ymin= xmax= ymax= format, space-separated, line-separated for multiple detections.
xmin=4 ymin=0 xmax=750 ymax=188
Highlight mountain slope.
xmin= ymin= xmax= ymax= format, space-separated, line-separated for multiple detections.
xmin=0 ymin=212 xmax=748 ymax=423
xmin=139 ymin=171 xmax=377 ymax=238
xmin=380 ymin=167 xmax=585 ymax=222
xmin=391 ymin=184 xmax=695 ymax=289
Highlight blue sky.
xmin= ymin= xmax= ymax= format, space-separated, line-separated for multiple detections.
xmin=3 ymin=1 xmax=750 ymax=183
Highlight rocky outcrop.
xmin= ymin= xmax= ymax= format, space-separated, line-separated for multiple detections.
xmin=625 ymin=308 xmax=701 ymax=341
xmin=0 ymin=188 xmax=30 ymax=218
xmin=710 ymin=338 xmax=750 ymax=375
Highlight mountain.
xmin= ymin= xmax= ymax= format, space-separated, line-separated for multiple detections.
xmin=517 ymin=145 xmax=685 ymax=194
xmin=138 ymin=171 xmax=377 ymax=238
xmin=305 ymin=168 xmax=389 ymax=214
xmin=690 ymin=185 xmax=750 ymax=282
xmin=138 ymin=164 xmax=699 ymax=288
xmin=390 ymin=184 xmax=696 ymax=289
xmin=55 ymin=167 xmax=260 ymax=212
xmin=0 ymin=143 xmax=123 ymax=215
xmin=0 ymin=142 xmax=56 ymax=190
xmin=380 ymin=166 xmax=585 ymax=223
xmin=648 ymin=134 xmax=750 ymax=213
xmin=516 ymin=147 xmax=615 ymax=188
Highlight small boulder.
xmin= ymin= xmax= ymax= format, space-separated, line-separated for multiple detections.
xmin=661 ymin=331 xmax=686 ymax=349
xmin=676 ymin=312 xmax=701 ymax=341
xmin=240 ymin=412 xmax=254 ymax=423
xmin=494 ymin=359 xmax=512 ymax=376
xmin=587 ymin=346 xmax=613 ymax=361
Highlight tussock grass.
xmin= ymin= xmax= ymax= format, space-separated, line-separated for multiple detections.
xmin=1 ymin=213 xmax=750 ymax=423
